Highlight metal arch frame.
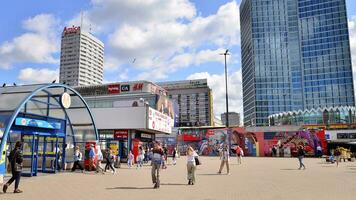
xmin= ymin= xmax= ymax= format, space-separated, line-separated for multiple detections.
xmin=0 ymin=83 xmax=99 ymax=157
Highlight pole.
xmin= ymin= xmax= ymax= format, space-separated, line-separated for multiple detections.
xmin=224 ymin=50 xmax=229 ymax=128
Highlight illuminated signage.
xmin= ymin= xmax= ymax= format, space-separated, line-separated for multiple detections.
xmin=114 ymin=130 xmax=128 ymax=139
xmin=108 ymin=84 xmax=120 ymax=94
xmin=61 ymin=92 xmax=71 ymax=109
xmin=15 ymin=117 xmax=61 ymax=130
xmin=120 ymin=85 xmax=130 ymax=92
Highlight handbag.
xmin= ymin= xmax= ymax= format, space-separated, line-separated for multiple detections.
xmin=13 ymin=150 xmax=23 ymax=172
xmin=194 ymin=156 xmax=201 ymax=165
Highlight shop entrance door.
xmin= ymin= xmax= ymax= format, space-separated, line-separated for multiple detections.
xmin=21 ymin=132 xmax=65 ymax=176
xmin=21 ymin=133 xmax=38 ymax=177
xmin=37 ymin=133 xmax=65 ymax=173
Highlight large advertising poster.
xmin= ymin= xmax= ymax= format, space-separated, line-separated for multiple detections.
xmin=178 ymin=128 xmax=228 ymax=156
xmin=148 ymin=107 xmax=174 ymax=134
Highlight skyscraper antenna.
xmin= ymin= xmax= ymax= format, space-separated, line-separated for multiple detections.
xmin=80 ymin=11 xmax=83 ymax=29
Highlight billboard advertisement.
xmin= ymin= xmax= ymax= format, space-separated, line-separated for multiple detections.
xmin=148 ymin=107 xmax=174 ymax=134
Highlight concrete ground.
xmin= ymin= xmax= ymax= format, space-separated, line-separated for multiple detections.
xmin=1 ymin=156 xmax=356 ymax=200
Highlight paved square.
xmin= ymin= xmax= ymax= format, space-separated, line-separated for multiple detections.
xmin=1 ymin=157 xmax=355 ymax=200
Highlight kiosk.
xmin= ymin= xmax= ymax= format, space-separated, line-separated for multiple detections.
xmin=0 ymin=83 xmax=98 ymax=182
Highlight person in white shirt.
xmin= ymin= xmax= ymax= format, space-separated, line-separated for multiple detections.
xmin=186 ymin=146 xmax=198 ymax=185
xmin=71 ymin=146 xmax=84 ymax=173
xmin=218 ymin=144 xmax=230 ymax=174
xmin=96 ymin=146 xmax=105 ymax=174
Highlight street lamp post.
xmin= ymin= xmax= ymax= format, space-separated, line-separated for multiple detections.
xmin=220 ymin=49 xmax=230 ymax=128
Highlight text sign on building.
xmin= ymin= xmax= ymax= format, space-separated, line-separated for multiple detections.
xmin=133 ymin=83 xmax=144 ymax=91
xmin=114 ymin=130 xmax=128 ymax=139
xmin=120 ymin=85 xmax=130 ymax=92
xmin=63 ymin=26 xmax=80 ymax=35
xmin=108 ymin=84 xmax=120 ymax=94
xmin=148 ymin=107 xmax=173 ymax=134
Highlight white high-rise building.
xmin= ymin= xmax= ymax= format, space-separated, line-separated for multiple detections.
xmin=59 ymin=26 xmax=104 ymax=86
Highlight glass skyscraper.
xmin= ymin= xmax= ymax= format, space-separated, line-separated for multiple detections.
xmin=240 ymin=0 xmax=355 ymax=126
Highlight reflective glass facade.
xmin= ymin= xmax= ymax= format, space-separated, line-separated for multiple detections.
xmin=269 ymin=106 xmax=356 ymax=126
xmin=240 ymin=0 xmax=355 ymax=126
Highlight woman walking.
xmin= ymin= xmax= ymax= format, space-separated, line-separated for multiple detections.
xmin=96 ymin=146 xmax=105 ymax=174
xmin=137 ymin=146 xmax=145 ymax=169
xmin=186 ymin=146 xmax=198 ymax=185
xmin=127 ymin=150 xmax=134 ymax=168
xmin=297 ymin=145 xmax=306 ymax=170
xmin=218 ymin=144 xmax=230 ymax=175
xmin=172 ymin=147 xmax=178 ymax=165
xmin=71 ymin=146 xmax=84 ymax=172
xmin=3 ymin=141 xmax=24 ymax=193
xmin=236 ymin=145 xmax=243 ymax=165
xmin=105 ymin=148 xmax=116 ymax=174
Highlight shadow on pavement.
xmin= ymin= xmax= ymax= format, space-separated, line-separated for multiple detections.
xmin=106 ymin=186 xmax=153 ymax=190
xmin=197 ymin=173 xmax=223 ymax=176
xmin=161 ymin=183 xmax=188 ymax=186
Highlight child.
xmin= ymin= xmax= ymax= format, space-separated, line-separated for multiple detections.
xmin=128 ymin=151 xmax=134 ymax=168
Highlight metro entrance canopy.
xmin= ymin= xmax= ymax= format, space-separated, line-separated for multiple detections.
xmin=0 ymin=84 xmax=98 ymax=178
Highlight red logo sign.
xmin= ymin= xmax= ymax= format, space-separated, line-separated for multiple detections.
xmin=63 ymin=26 xmax=80 ymax=35
xmin=114 ymin=130 xmax=128 ymax=139
xmin=108 ymin=84 xmax=120 ymax=94
xmin=133 ymin=83 xmax=144 ymax=91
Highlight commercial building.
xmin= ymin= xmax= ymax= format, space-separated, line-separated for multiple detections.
xmin=75 ymin=81 xmax=175 ymax=160
xmin=221 ymin=112 xmax=241 ymax=126
xmin=59 ymin=26 xmax=104 ymax=86
xmin=158 ymin=79 xmax=214 ymax=127
xmin=240 ymin=0 xmax=355 ymax=126
xmin=0 ymin=83 xmax=98 ymax=182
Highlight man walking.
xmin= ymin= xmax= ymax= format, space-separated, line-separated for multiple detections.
xmin=151 ymin=142 xmax=164 ymax=189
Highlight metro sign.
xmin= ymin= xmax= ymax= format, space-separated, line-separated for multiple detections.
xmin=108 ymin=84 xmax=120 ymax=94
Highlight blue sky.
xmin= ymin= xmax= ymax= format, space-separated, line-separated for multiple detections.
xmin=0 ymin=0 xmax=355 ymax=116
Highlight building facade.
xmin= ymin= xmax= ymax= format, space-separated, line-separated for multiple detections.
xmin=75 ymin=81 xmax=175 ymax=160
xmin=158 ymin=79 xmax=214 ymax=127
xmin=221 ymin=112 xmax=241 ymax=126
xmin=59 ymin=26 xmax=104 ymax=86
xmin=240 ymin=0 xmax=355 ymax=126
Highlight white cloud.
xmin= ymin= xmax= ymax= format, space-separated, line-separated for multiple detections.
xmin=0 ymin=14 xmax=59 ymax=69
xmin=349 ymin=16 xmax=356 ymax=88
xmin=18 ymin=68 xmax=58 ymax=84
xmin=69 ymin=0 xmax=240 ymax=76
xmin=187 ymin=69 xmax=243 ymax=121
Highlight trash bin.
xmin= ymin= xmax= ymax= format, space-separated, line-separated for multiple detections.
xmin=114 ymin=156 xmax=121 ymax=168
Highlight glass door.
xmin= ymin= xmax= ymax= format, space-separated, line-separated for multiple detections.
xmin=21 ymin=134 xmax=38 ymax=177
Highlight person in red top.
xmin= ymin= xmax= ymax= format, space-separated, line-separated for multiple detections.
xmin=236 ymin=145 xmax=243 ymax=165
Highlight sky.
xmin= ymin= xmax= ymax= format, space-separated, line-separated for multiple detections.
xmin=0 ymin=0 xmax=356 ymax=119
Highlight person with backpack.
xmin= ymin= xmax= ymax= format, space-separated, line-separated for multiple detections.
xmin=151 ymin=142 xmax=164 ymax=189
xmin=218 ymin=144 xmax=230 ymax=175
xmin=3 ymin=141 xmax=24 ymax=193
xmin=71 ymin=146 xmax=84 ymax=172
xmin=297 ymin=145 xmax=306 ymax=170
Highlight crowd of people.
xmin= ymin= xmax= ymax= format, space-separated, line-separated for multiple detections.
xmin=5 ymin=140 xmax=349 ymax=194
